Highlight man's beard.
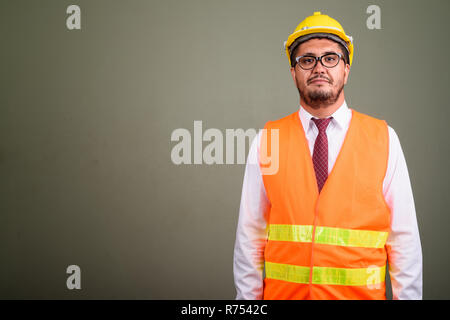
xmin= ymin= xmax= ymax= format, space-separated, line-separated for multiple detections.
xmin=298 ymin=81 xmax=344 ymax=109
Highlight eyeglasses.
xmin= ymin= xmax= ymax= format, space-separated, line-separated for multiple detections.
xmin=295 ymin=52 xmax=343 ymax=70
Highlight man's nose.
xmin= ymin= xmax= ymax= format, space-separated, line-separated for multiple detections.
xmin=312 ymin=59 xmax=326 ymax=73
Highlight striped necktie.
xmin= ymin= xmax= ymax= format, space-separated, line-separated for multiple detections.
xmin=311 ymin=117 xmax=333 ymax=192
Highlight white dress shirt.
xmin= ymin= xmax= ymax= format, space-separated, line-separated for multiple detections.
xmin=233 ymin=101 xmax=423 ymax=300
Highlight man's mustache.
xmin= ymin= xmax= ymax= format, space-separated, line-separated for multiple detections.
xmin=308 ymin=76 xmax=331 ymax=84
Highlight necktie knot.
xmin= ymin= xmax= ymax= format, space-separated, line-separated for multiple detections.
xmin=312 ymin=117 xmax=333 ymax=133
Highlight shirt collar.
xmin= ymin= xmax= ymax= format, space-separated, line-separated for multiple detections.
xmin=298 ymin=100 xmax=351 ymax=133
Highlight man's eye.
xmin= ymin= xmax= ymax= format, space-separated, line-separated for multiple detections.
xmin=325 ymin=57 xmax=336 ymax=62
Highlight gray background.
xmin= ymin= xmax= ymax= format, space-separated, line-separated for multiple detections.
xmin=1 ymin=0 xmax=448 ymax=299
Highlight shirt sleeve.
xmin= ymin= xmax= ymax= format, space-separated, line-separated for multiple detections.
xmin=383 ymin=126 xmax=423 ymax=300
xmin=233 ymin=130 xmax=270 ymax=300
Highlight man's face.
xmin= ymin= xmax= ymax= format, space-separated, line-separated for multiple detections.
xmin=290 ymin=38 xmax=350 ymax=109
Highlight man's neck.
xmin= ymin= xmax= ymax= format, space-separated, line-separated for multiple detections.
xmin=300 ymin=95 xmax=345 ymax=119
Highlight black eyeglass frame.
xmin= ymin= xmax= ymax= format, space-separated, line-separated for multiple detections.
xmin=294 ymin=52 xmax=344 ymax=70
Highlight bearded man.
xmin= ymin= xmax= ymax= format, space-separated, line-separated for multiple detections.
xmin=233 ymin=12 xmax=422 ymax=300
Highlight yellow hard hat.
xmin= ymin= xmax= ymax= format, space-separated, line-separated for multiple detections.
xmin=284 ymin=11 xmax=354 ymax=67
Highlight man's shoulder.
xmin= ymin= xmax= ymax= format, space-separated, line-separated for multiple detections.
xmin=351 ymin=109 xmax=393 ymax=146
xmin=352 ymin=109 xmax=388 ymax=128
xmin=263 ymin=111 xmax=298 ymax=129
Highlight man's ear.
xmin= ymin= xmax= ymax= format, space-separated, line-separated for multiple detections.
xmin=290 ymin=67 xmax=296 ymax=83
xmin=343 ymin=63 xmax=350 ymax=85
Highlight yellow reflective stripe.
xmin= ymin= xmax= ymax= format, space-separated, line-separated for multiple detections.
xmin=268 ymin=224 xmax=388 ymax=248
xmin=268 ymin=224 xmax=313 ymax=243
xmin=312 ymin=265 xmax=386 ymax=286
xmin=265 ymin=262 xmax=310 ymax=284
xmin=314 ymin=226 xmax=388 ymax=248
xmin=265 ymin=262 xmax=386 ymax=286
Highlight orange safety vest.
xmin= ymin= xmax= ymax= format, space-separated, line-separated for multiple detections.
xmin=260 ymin=109 xmax=391 ymax=300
